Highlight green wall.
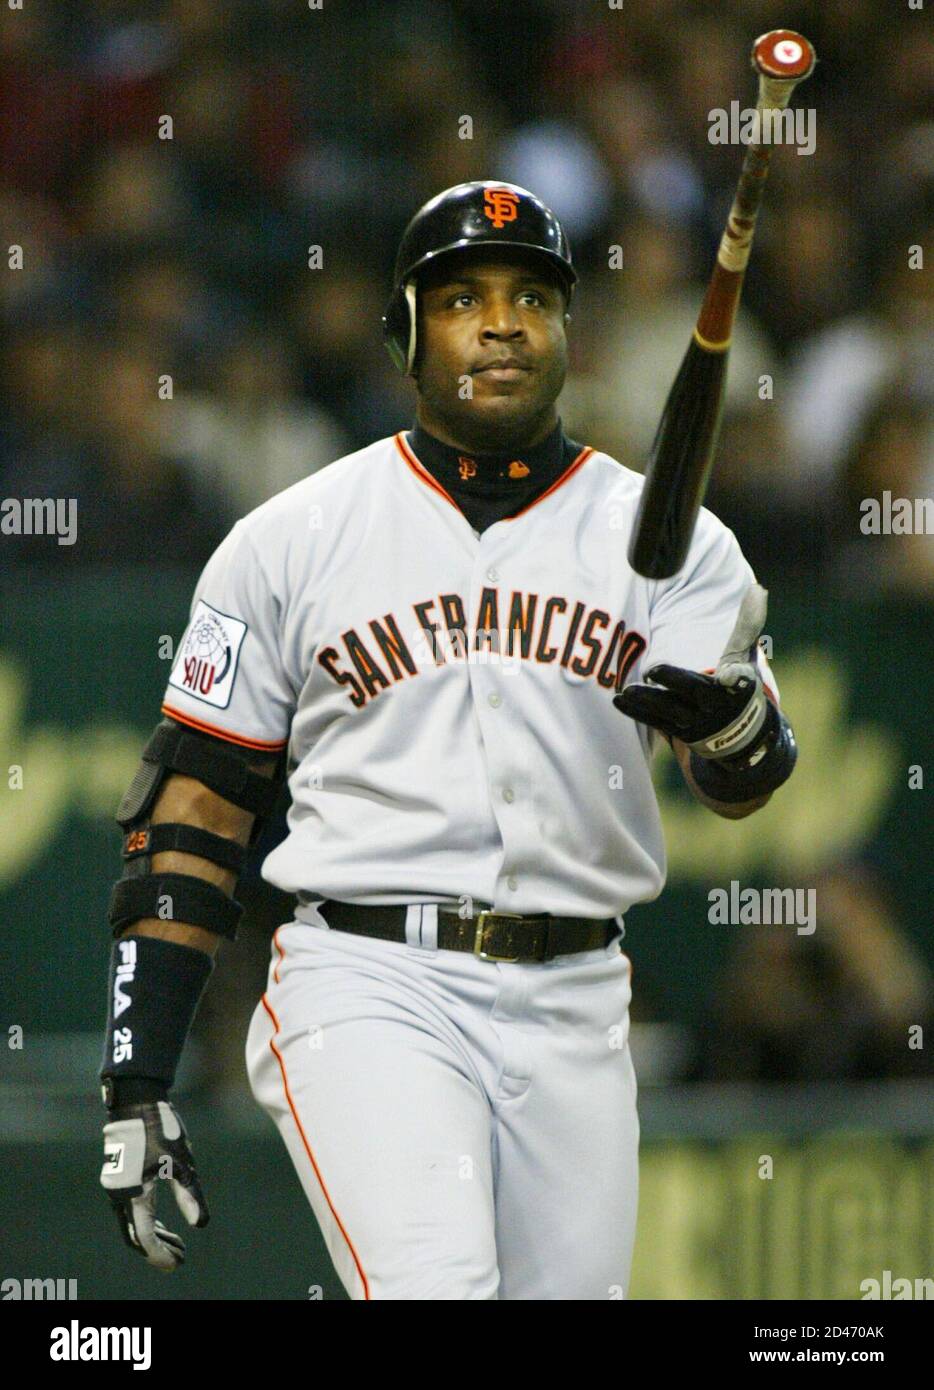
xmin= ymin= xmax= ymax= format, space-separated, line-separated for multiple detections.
xmin=1 ymin=571 xmax=930 ymax=1300
xmin=1 ymin=571 xmax=929 ymax=1030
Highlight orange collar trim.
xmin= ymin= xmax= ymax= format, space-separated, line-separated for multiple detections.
xmin=393 ymin=432 xmax=594 ymax=521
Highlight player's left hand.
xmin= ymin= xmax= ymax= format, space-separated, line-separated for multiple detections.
xmin=614 ymin=583 xmax=772 ymax=761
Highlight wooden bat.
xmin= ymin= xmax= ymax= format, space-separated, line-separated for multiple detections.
xmin=627 ymin=29 xmax=816 ymax=580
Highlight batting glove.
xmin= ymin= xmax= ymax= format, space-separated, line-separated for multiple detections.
xmin=100 ymin=1100 xmax=209 ymax=1272
xmin=614 ymin=583 xmax=773 ymax=761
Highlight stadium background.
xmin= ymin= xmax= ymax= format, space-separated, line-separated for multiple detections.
xmin=1 ymin=0 xmax=931 ymax=1299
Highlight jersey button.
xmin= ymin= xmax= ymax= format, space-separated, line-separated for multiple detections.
xmin=487 ymin=567 xmax=499 ymax=582
xmin=488 ymin=692 xmax=501 ymax=708
xmin=503 ymin=787 xmax=515 ymax=803
xmin=507 ymin=875 xmax=518 ymax=891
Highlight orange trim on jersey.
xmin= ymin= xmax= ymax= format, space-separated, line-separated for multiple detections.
xmin=510 ymin=446 xmax=594 ymax=518
xmin=395 ymin=433 xmax=462 ymax=513
xmin=161 ymin=703 xmax=288 ymax=751
xmin=394 ymin=432 xmax=595 ymax=521
xmin=262 ymin=930 xmax=371 ymax=1300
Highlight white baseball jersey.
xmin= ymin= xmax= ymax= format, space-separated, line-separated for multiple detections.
xmin=163 ymin=431 xmax=773 ymax=918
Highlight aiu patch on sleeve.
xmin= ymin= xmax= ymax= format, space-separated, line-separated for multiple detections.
xmin=168 ymin=599 xmax=247 ymax=709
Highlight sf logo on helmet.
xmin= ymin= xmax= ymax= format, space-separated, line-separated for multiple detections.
xmin=484 ymin=188 xmax=519 ymax=229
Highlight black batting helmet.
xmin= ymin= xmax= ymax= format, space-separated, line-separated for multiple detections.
xmin=381 ymin=180 xmax=577 ymax=375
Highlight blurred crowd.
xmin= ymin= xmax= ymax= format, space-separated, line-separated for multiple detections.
xmin=696 ymin=863 xmax=933 ymax=1082
xmin=1 ymin=1 xmax=930 ymax=1089
xmin=1 ymin=0 xmax=931 ymax=588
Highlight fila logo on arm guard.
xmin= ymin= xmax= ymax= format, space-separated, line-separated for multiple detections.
xmin=111 ymin=939 xmax=135 ymax=1063
xmin=113 ymin=939 xmax=136 ymax=1019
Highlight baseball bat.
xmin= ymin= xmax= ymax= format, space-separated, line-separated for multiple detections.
xmin=627 ymin=29 xmax=816 ymax=580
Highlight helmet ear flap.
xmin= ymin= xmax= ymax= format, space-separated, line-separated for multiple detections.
xmin=403 ymin=281 xmax=418 ymax=375
xmin=381 ymin=279 xmax=419 ymax=376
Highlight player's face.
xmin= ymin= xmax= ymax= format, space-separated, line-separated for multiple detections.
xmin=414 ymin=254 xmax=569 ymax=451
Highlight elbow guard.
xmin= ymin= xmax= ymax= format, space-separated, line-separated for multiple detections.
xmin=109 ymin=719 xmax=285 ymax=941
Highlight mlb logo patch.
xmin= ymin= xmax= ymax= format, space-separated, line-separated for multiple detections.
xmin=168 ymin=600 xmax=247 ymax=710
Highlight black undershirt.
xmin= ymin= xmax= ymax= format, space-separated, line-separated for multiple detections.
xmin=405 ymin=419 xmax=586 ymax=534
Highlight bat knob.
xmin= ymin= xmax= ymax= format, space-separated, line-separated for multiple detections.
xmin=751 ymin=29 xmax=816 ymax=82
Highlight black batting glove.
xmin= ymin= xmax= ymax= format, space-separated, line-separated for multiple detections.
xmin=614 ymin=583 xmax=771 ymax=763
xmin=100 ymin=1098 xmax=209 ymax=1273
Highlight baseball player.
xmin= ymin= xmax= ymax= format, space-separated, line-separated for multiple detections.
xmin=98 ymin=181 xmax=797 ymax=1300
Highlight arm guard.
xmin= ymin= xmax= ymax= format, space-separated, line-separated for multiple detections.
xmin=109 ymin=718 xmax=285 ymax=941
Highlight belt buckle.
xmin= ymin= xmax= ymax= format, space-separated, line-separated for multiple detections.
xmin=473 ymin=910 xmax=524 ymax=963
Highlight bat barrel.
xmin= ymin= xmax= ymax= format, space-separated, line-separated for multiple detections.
xmin=627 ymin=341 xmax=729 ymax=579
xmin=627 ymin=29 xmax=816 ymax=581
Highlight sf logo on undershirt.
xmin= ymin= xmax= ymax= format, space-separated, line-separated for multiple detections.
xmin=458 ymin=456 xmax=531 ymax=481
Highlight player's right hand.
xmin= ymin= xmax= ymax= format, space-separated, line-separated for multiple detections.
xmin=100 ymin=1100 xmax=209 ymax=1272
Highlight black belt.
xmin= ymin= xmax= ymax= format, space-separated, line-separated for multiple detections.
xmin=315 ymin=899 xmax=619 ymax=964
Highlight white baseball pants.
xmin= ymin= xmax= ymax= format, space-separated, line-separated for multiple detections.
xmin=245 ymin=906 xmax=639 ymax=1300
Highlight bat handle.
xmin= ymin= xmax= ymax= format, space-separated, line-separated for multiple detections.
xmin=696 ymin=29 xmax=816 ymax=348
